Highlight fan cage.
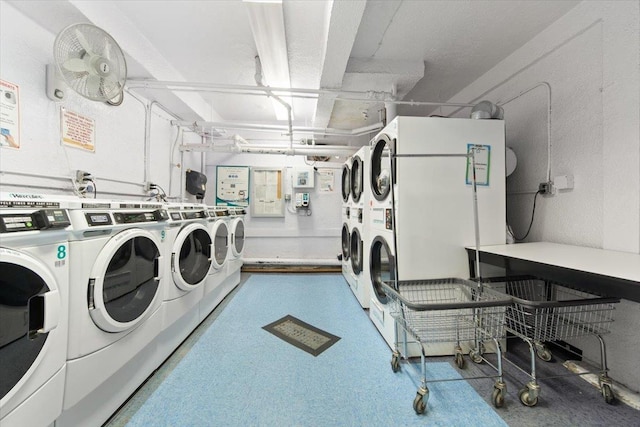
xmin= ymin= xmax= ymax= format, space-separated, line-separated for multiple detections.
xmin=54 ymin=23 xmax=127 ymax=102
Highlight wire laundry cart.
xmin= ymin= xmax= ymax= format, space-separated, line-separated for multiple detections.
xmin=381 ymin=146 xmax=513 ymax=415
xmin=482 ymin=276 xmax=621 ymax=406
xmin=381 ymin=278 xmax=512 ymax=413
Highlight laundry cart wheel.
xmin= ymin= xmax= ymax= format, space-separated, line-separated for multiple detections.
xmin=492 ymin=388 xmax=505 ymax=408
xmin=535 ymin=344 xmax=553 ymax=362
xmin=601 ymin=383 xmax=615 ymax=404
xmin=413 ymin=390 xmax=427 ymax=415
xmin=390 ymin=352 xmax=400 ymax=373
xmin=518 ymin=388 xmax=538 ymax=407
xmin=454 ymin=352 xmax=465 ymax=369
xmin=469 ymin=348 xmax=483 ymax=364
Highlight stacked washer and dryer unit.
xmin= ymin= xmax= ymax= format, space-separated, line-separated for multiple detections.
xmin=0 ymin=194 xmax=73 ymax=427
xmin=368 ymin=116 xmax=506 ymax=356
xmin=348 ymin=146 xmax=372 ymax=308
xmin=57 ymin=199 xmax=169 ymax=427
xmin=341 ymin=158 xmax=354 ymax=288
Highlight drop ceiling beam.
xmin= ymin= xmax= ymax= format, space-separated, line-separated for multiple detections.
xmin=342 ymin=58 xmax=424 ymax=98
xmin=314 ymin=0 xmax=367 ymax=129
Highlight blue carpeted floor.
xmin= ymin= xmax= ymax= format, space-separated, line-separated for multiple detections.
xmin=126 ymin=274 xmax=507 ymax=426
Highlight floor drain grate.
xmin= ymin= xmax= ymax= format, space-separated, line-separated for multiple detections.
xmin=262 ymin=315 xmax=341 ymax=357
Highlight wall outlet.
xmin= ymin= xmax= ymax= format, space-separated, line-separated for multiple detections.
xmin=538 ymin=181 xmax=554 ymax=195
xmin=76 ymin=170 xmax=92 ymax=183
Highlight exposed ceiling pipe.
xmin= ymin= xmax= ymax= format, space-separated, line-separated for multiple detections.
xmin=497 ymin=82 xmax=553 ymax=183
xmin=228 ymin=142 xmax=354 ymax=151
xmin=233 ymin=134 xmax=250 ymax=145
xmin=254 ymin=56 xmax=294 ymax=150
xmin=127 ymin=78 xmax=387 ymax=99
xmin=385 ymin=83 xmax=398 ymax=123
xmin=126 ymin=79 xmax=477 ymax=108
xmin=170 ymin=120 xmax=383 ymax=137
xmin=179 ymin=141 xmax=357 ymax=157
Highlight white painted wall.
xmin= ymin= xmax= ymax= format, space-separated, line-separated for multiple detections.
xmin=0 ymin=1 xmax=202 ymax=200
xmin=443 ymin=1 xmax=640 ymax=391
xmin=205 ymin=153 xmax=344 ymax=264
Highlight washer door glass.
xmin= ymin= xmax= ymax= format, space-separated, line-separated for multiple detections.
xmin=350 ymin=155 xmax=363 ymax=203
xmin=341 ymin=223 xmax=350 ymax=260
xmin=213 ymin=222 xmax=229 ymax=268
xmin=350 ymin=228 xmax=362 ymax=275
xmin=232 ymin=219 xmax=245 ymax=256
xmin=371 ymin=136 xmax=392 ymax=201
xmin=341 ymin=164 xmax=351 ymax=202
xmin=179 ymin=228 xmax=213 ymax=284
xmin=0 ymin=261 xmax=49 ymax=399
xmin=370 ymin=236 xmax=394 ymax=304
xmin=103 ymin=235 xmax=160 ymax=323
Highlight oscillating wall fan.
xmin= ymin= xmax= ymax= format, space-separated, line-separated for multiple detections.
xmin=52 ymin=23 xmax=127 ymax=103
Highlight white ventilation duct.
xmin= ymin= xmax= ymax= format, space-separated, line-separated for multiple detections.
xmin=470 ymin=100 xmax=504 ymax=120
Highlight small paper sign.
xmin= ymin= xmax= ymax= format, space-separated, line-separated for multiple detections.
xmin=466 ymin=144 xmax=491 ymax=186
xmin=61 ymin=107 xmax=96 ymax=152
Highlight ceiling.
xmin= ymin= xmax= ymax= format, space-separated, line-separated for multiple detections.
xmin=8 ymin=0 xmax=579 ymax=145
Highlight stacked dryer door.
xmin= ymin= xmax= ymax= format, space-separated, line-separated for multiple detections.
xmin=341 ymin=158 xmax=353 ymax=285
xmin=0 ymin=194 xmax=72 ymax=427
xmin=367 ymin=139 xmax=412 ymax=353
xmin=58 ymin=201 xmax=169 ymax=427
xmin=200 ymin=206 xmax=230 ymax=322
xmin=225 ymin=207 xmax=245 ymax=293
xmin=368 ymin=116 xmax=506 ymax=356
xmin=349 ymin=146 xmax=371 ymax=308
xmin=158 ymin=203 xmax=212 ymax=362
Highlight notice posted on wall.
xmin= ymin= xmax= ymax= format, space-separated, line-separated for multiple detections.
xmin=216 ymin=166 xmax=250 ymax=207
xmin=465 ymin=144 xmax=491 ymax=186
xmin=61 ymin=107 xmax=96 ymax=152
xmin=318 ymin=168 xmax=335 ymax=192
xmin=0 ymin=79 xmax=21 ymax=149
xmin=251 ymin=168 xmax=284 ymax=217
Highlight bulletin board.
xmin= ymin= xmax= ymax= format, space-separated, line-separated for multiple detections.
xmin=251 ymin=168 xmax=284 ymax=217
xmin=216 ymin=165 xmax=250 ymax=207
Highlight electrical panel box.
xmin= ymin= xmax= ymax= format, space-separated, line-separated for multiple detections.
xmin=292 ymin=167 xmax=314 ymax=188
xmin=295 ymin=192 xmax=310 ymax=208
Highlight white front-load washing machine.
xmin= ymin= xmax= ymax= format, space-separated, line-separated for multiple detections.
xmin=199 ymin=206 xmax=229 ymax=322
xmin=368 ymin=116 xmax=506 ymax=356
xmin=57 ymin=200 xmax=168 ymax=427
xmin=349 ymin=146 xmax=372 ymax=308
xmin=157 ymin=202 xmax=212 ymax=363
xmin=341 ymin=158 xmax=354 ymax=288
xmin=224 ymin=207 xmax=245 ymax=293
xmin=0 ymin=193 xmax=72 ymax=427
